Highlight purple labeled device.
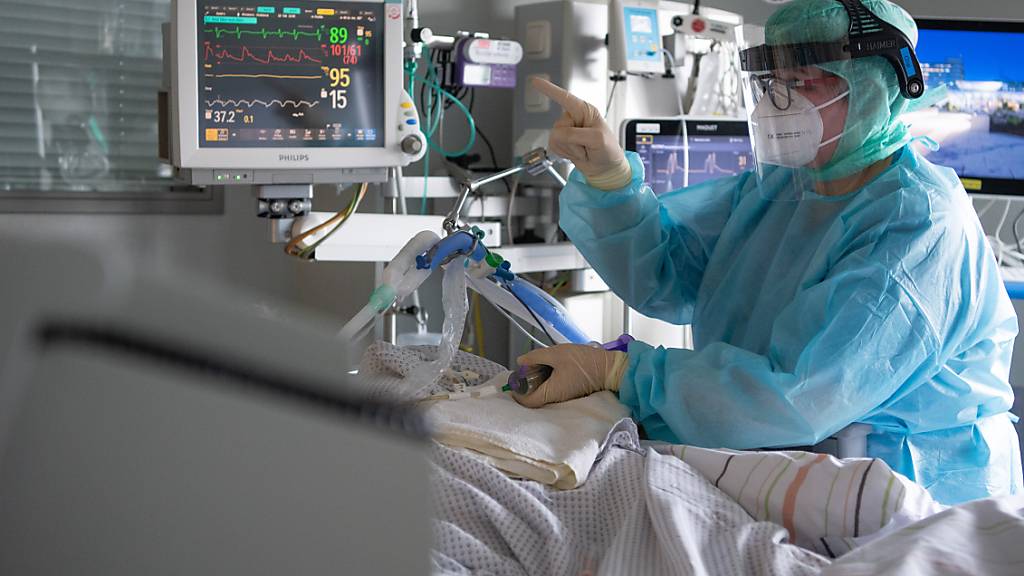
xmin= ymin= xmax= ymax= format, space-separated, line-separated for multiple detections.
xmin=454 ymin=37 xmax=523 ymax=89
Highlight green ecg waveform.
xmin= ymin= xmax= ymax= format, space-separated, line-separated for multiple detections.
xmin=204 ymin=26 xmax=322 ymax=41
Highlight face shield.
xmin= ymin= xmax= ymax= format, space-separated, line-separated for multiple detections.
xmin=739 ymin=0 xmax=924 ymax=200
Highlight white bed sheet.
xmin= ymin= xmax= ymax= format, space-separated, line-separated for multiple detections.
xmin=430 ymin=420 xmax=1024 ymax=575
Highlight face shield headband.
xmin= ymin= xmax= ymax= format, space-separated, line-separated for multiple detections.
xmin=739 ymin=0 xmax=925 ymax=100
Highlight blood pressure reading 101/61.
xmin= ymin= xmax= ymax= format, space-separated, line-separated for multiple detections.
xmin=198 ymin=1 xmax=384 ymax=148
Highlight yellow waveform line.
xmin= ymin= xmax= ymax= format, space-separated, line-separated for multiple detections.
xmin=213 ymin=73 xmax=322 ymax=79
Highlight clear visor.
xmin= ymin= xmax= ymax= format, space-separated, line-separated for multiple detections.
xmin=741 ymin=66 xmax=851 ymax=201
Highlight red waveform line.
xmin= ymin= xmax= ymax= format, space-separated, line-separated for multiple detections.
xmin=203 ymin=43 xmax=323 ymax=65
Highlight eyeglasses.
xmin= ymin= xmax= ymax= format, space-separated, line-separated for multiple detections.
xmin=749 ymin=74 xmax=841 ymax=111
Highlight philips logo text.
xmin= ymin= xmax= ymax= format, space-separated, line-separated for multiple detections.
xmin=695 ymin=124 xmax=718 ymax=131
xmin=279 ymin=154 xmax=310 ymax=162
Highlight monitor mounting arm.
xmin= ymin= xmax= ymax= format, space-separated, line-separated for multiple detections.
xmin=442 ymin=147 xmax=567 ymax=234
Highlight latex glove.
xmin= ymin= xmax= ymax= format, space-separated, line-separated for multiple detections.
xmin=530 ymin=77 xmax=633 ymax=191
xmin=512 ymin=344 xmax=629 ymax=408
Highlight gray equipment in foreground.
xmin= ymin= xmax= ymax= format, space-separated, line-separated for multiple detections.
xmin=0 ymin=235 xmax=432 ymax=575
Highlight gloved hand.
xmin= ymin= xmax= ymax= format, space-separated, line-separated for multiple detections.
xmin=512 ymin=344 xmax=629 ymax=408
xmin=530 ymin=77 xmax=633 ymax=191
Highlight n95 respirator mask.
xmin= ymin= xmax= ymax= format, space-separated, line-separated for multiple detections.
xmin=751 ymin=89 xmax=849 ymax=168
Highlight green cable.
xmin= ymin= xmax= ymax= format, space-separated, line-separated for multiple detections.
xmin=414 ymin=72 xmax=476 ymax=157
xmin=433 ymin=97 xmax=446 ymax=138
xmin=417 ymin=43 xmax=477 ymax=157
xmin=410 ymin=46 xmax=478 ymax=213
xmin=405 ymin=59 xmax=417 ymax=95
xmin=419 ymin=46 xmax=433 ymax=215
xmin=425 ymin=48 xmax=443 ymax=135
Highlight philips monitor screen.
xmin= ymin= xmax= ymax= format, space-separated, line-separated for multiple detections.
xmin=624 ymin=119 xmax=752 ymax=195
xmin=908 ymin=20 xmax=1024 ymax=196
xmin=197 ymin=0 xmax=384 ymax=148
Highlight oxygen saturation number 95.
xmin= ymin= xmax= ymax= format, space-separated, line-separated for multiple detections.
xmin=321 ymin=66 xmax=350 ymax=109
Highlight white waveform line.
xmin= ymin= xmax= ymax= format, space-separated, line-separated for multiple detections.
xmin=205 ymin=98 xmax=320 ymax=109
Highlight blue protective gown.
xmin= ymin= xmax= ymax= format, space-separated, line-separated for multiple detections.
xmin=560 ymin=146 xmax=1023 ymax=505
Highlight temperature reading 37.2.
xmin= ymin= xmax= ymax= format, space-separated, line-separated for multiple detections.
xmin=198 ymin=1 xmax=383 ymax=148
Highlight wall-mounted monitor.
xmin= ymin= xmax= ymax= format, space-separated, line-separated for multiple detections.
xmin=907 ymin=19 xmax=1024 ymax=196
xmin=170 ymin=0 xmax=424 ymax=185
xmin=622 ymin=118 xmax=753 ymax=195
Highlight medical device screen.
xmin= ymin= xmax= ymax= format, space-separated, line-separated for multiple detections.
xmin=627 ymin=120 xmax=751 ymax=195
xmin=684 ymin=121 xmax=752 ymax=187
xmin=634 ymin=132 xmax=686 ymax=194
xmin=197 ymin=1 xmax=383 ymax=148
xmin=623 ymin=7 xmax=661 ymax=70
xmin=908 ymin=20 xmax=1024 ymax=195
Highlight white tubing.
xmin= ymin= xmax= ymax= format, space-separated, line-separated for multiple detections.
xmin=338 ymin=230 xmax=441 ymax=343
xmin=383 ymin=230 xmax=439 ymax=288
xmin=407 ymin=256 xmax=469 ymax=397
xmin=395 ymin=165 xmax=409 ymax=215
xmin=389 ymin=231 xmax=441 ymax=302
xmin=467 ymin=275 xmax=574 ymax=344
xmin=338 ymin=303 xmax=377 ymax=342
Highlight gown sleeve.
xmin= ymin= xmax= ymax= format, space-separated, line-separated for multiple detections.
xmin=618 ymin=245 xmax=942 ymax=447
xmin=558 ymin=151 xmax=747 ymax=325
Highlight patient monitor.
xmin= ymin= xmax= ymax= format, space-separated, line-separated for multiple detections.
xmin=164 ymin=0 xmax=426 ymax=216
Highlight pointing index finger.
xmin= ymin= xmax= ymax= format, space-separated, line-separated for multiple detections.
xmin=530 ymin=76 xmax=589 ymax=124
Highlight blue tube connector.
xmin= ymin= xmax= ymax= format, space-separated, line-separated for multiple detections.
xmin=416 ymin=231 xmax=487 ymax=270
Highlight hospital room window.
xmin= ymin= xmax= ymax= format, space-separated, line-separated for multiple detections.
xmin=0 ymin=0 xmax=220 ymax=213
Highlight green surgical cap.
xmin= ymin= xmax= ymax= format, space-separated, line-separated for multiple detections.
xmin=765 ymin=0 xmax=926 ymax=181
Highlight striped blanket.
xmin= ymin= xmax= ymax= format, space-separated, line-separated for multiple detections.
xmin=650 ymin=443 xmax=945 ymax=557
